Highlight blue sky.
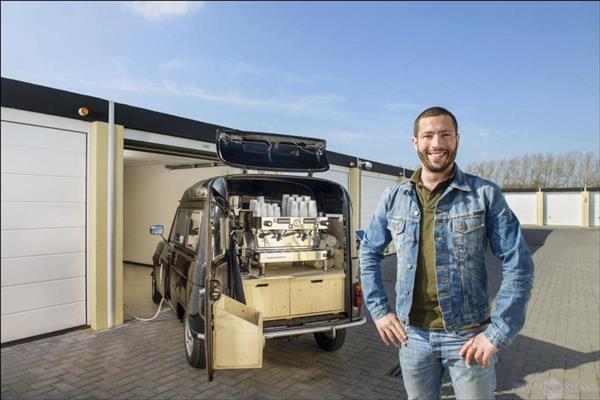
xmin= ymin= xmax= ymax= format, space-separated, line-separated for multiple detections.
xmin=1 ymin=1 xmax=598 ymax=169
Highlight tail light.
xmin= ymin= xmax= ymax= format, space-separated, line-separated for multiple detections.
xmin=353 ymin=282 xmax=363 ymax=307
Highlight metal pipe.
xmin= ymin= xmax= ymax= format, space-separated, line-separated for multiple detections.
xmin=107 ymin=101 xmax=115 ymax=328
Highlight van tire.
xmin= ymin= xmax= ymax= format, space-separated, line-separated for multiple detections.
xmin=314 ymin=329 xmax=346 ymax=352
xmin=184 ymin=316 xmax=206 ymax=369
xmin=151 ymin=272 xmax=162 ymax=305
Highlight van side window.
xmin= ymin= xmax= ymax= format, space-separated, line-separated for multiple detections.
xmin=211 ymin=205 xmax=227 ymax=257
xmin=171 ymin=210 xmax=188 ymax=246
xmin=186 ymin=210 xmax=203 ymax=250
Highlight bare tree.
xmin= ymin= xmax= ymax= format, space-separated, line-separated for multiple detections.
xmin=464 ymin=152 xmax=600 ymax=188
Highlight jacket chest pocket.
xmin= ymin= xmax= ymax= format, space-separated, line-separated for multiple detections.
xmin=451 ymin=210 xmax=487 ymax=307
xmin=451 ymin=211 xmax=485 ymax=261
xmin=388 ymin=218 xmax=406 ymax=256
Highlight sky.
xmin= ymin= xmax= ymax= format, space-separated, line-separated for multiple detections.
xmin=1 ymin=1 xmax=599 ymax=169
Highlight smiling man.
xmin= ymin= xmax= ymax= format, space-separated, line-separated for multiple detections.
xmin=360 ymin=107 xmax=534 ymax=399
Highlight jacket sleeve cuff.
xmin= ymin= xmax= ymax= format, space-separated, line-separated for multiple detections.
xmin=370 ymin=303 xmax=392 ymax=321
xmin=483 ymin=324 xmax=511 ymax=350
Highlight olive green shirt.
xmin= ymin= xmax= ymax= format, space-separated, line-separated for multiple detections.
xmin=409 ymin=166 xmax=455 ymax=330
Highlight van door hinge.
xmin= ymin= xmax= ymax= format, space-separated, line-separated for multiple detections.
xmin=209 ymin=280 xmax=222 ymax=301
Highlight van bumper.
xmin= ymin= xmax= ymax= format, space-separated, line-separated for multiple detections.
xmin=263 ymin=317 xmax=367 ymax=339
xmin=193 ymin=317 xmax=367 ymax=340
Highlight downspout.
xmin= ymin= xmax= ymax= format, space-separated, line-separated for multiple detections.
xmin=107 ymin=101 xmax=115 ymax=328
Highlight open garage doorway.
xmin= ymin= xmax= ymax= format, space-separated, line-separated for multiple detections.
xmin=122 ymin=149 xmax=233 ymax=321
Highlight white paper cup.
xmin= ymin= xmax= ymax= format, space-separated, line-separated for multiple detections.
xmin=308 ymin=200 xmax=318 ymax=217
xmin=282 ymin=194 xmax=290 ymax=216
xmin=299 ymin=201 xmax=308 ymax=217
xmin=290 ymin=200 xmax=299 ymax=217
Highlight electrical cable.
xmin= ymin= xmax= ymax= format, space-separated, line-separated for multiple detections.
xmin=122 ymin=264 xmax=177 ymax=322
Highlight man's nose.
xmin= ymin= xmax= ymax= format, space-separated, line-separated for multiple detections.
xmin=431 ymin=134 xmax=442 ymax=146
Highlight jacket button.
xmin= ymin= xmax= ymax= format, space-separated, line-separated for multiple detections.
xmin=406 ymin=264 xmax=413 ymax=269
xmin=414 ymin=211 xmax=419 ymax=216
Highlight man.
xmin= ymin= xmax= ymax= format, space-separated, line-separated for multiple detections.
xmin=360 ymin=107 xmax=534 ymax=399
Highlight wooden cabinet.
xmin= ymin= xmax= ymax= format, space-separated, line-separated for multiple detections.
xmin=242 ymin=277 xmax=290 ymax=319
xmin=290 ymin=273 xmax=345 ymax=315
xmin=242 ymin=271 xmax=345 ymax=320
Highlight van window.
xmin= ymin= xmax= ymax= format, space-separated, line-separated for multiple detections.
xmin=171 ymin=210 xmax=188 ymax=246
xmin=186 ymin=210 xmax=203 ymax=250
xmin=211 ymin=205 xmax=227 ymax=257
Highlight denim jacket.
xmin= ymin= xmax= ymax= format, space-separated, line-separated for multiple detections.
xmin=359 ymin=164 xmax=534 ymax=349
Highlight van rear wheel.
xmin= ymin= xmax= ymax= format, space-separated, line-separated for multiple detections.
xmin=184 ymin=316 xmax=206 ymax=368
xmin=314 ymin=329 xmax=346 ymax=352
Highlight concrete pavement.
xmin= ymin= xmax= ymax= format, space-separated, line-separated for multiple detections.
xmin=2 ymin=227 xmax=599 ymax=399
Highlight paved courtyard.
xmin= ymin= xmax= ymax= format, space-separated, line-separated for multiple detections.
xmin=2 ymin=227 xmax=599 ymax=399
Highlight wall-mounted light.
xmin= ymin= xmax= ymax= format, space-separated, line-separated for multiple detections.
xmin=78 ymin=107 xmax=89 ymax=117
xmin=358 ymin=160 xmax=373 ymax=170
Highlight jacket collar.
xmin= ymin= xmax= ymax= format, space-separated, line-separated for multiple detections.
xmin=448 ymin=164 xmax=471 ymax=192
xmin=401 ymin=163 xmax=471 ymax=193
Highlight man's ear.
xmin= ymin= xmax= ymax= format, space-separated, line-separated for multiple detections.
xmin=412 ymin=136 xmax=418 ymax=151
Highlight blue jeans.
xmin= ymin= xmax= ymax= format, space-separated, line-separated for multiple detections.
xmin=399 ymin=325 xmax=497 ymax=400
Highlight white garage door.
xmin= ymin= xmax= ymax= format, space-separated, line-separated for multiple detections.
xmin=360 ymin=171 xmax=399 ymax=230
xmin=1 ymin=119 xmax=87 ymax=343
xmin=315 ymin=165 xmax=349 ymax=192
xmin=504 ymin=192 xmax=537 ymax=225
xmin=591 ymin=192 xmax=600 ymax=227
xmin=544 ymin=192 xmax=581 ymax=226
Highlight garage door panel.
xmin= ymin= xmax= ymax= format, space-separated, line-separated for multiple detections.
xmin=1 ymin=121 xmax=86 ymax=153
xmin=1 ymin=302 xmax=86 ymax=343
xmin=1 ymin=227 xmax=85 ymax=259
xmin=1 ymin=145 xmax=86 ymax=177
xmin=1 ymin=174 xmax=85 ymax=202
xmin=1 ymin=253 xmax=85 ymax=287
xmin=315 ymin=170 xmax=349 ymax=191
xmin=504 ymin=193 xmax=537 ymax=225
xmin=1 ymin=277 xmax=86 ymax=315
xmin=361 ymin=174 xmax=398 ymax=230
xmin=1 ymin=118 xmax=87 ymax=343
xmin=591 ymin=192 xmax=600 ymax=227
xmin=544 ymin=193 xmax=581 ymax=226
xmin=1 ymin=202 xmax=85 ymax=229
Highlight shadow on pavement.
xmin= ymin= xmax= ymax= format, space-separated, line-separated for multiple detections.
xmin=487 ymin=227 xmax=553 ymax=302
xmin=496 ymin=334 xmax=599 ymax=392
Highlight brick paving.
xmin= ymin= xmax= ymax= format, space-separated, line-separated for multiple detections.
xmin=2 ymin=227 xmax=599 ymax=399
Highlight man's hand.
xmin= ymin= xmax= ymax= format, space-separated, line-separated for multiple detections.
xmin=458 ymin=333 xmax=498 ymax=367
xmin=374 ymin=313 xmax=407 ymax=347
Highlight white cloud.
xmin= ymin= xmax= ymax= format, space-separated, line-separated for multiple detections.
xmin=477 ymin=128 xmax=492 ymax=139
xmin=159 ymin=58 xmax=189 ymax=72
xmin=123 ymin=1 xmax=202 ymax=21
xmin=383 ymin=101 xmax=423 ymax=112
xmin=328 ymin=130 xmax=373 ymax=142
xmin=228 ymin=61 xmax=319 ymax=84
xmin=100 ymin=77 xmax=344 ymax=115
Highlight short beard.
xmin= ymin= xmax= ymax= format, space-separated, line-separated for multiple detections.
xmin=417 ymin=145 xmax=458 ymax=173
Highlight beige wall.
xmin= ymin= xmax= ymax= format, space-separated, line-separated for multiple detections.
xmin=88 ymin=122 xmax=124 ymax=330
xmin=123 ymin=162 xmax=236 ymax=264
